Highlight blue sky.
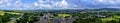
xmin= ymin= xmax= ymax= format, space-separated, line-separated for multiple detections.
xmin=0 ymin=0 xmax=120 ymax=10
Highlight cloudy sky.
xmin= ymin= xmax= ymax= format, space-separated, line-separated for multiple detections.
xmin=0 ymin=0 xmax=120 ymax=10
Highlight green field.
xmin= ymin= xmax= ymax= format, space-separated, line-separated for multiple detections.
xmin=0 ymin=10 xmax=120 ymax=23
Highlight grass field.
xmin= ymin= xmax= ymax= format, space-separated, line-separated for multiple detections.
xmin=58 ymin=14 xmax=71 ymax=18
xmin=0 ymin=11 xmax=5 ymax=16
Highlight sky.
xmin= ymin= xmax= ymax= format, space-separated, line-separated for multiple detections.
xmin=0 ymin=0 xmax=120 ymax=10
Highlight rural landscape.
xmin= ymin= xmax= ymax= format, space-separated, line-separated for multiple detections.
xmin=0 ymin=0 xmax=120 ymax=23
xmin=0 ymin=8 xmax=120 ymax=23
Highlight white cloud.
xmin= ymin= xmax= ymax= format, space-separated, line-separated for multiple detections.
xmin=0 ymin=0 xmax=80 ymax=10
xmin=53 ymin=0 xmax=69 ymax=8
xmin=98 ymin=0 xmax=104 ymax=2
xmin=109 ymin=0 xmax=115 ymax=3
xmin=34 ymin=2 xmax=39 ymax=6
xmin=0 ymin=0 xmax=13 ymax=7
xmin=97 ymin=0 xmax=120 ymax=4
xmin=0 ymin=2 xmax=3 ymax=4
xmin=6 ymin=3 xmax=11 ymax=6
xmin=33 ymin=0 xmax=74 ymax=9
xmin=22 ymin=4 xmax=33 ymax=8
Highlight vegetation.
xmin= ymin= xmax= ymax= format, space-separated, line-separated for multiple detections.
xmin=0 ymin=9 xmax=120 ymax=23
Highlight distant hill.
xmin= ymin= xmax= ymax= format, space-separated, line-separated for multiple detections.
xmin=1 ymin=8 xmax=120 ymax=13
xmin=88 ymin=8 xmax=120 ymax=12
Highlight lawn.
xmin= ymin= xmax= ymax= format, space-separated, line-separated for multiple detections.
xmin=58 ymin=14 xmax=71 ymax=18
xmin=0 ymin=11 xmax=5 ymax=16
